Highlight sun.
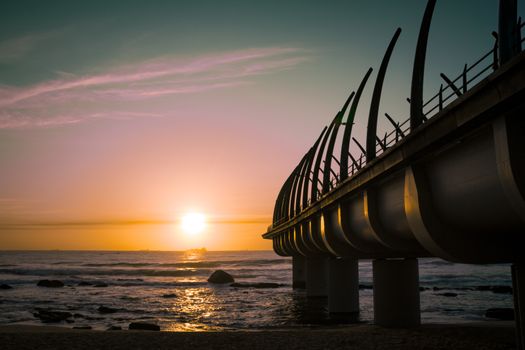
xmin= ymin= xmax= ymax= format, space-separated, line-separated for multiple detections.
xmin=180 ymin=212 xmax=207 ymax=235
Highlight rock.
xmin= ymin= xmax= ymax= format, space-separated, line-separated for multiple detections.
xmin=37 ymin=280 xmax=64 ymax=288
xmin=83 ymin=315 xmax=104 ymax=321
xmin=419 ymin=287 xmax=429 ymax=291
xmin=476 ymin=285 xmax=491 ymax=291
xmin=98 ymin=306 xmax=118 ymax=314
xmin=107 ymin=325 xmax=122 ymax=331
xmin=117 ymin=278 xmax=143 ymax=282
xmin=474 ymin=285 xmax=513 ymax=294
xmin=129 ymin=322 xmax=160 ymax=331
xmin=33 ymin=309 xmax=73 ymax=323
xmin=358 ymin=284 xmax=373 ymax=290
xmin=492 ymin=286 xmax=513 ymax=294
xmin=72 ymin=326 xmax=92 ymax=330
xmin=438 ymin=292 xmax=458 ymax=297
xmin=161 ymin=293 xmax=178 ymax=298
xmin=230 ymin=282 xmax=280 ymax=289
xmin=77 ymin=281 xmax=93 ymax=286
xmin=94 ymin=283 xmax=108 ymax=288
xmin=0 ymin=284 xmax=13 ymax=290
xmin=485 ymin=308 xmax=514 ymax=320
xmin=207 ymin=270 xmax=234 ymax=284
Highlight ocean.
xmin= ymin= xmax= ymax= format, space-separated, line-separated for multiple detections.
xmin=0 ymin=250 xmax=513 ymax=331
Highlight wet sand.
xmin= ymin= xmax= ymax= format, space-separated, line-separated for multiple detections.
xmin=0 ymin=323 xmax=516 ymax=350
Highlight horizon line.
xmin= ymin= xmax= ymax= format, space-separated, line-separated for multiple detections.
xmin=0 ymin=248 xmax=275 ymax=252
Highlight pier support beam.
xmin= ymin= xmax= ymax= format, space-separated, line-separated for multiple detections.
xmin=328 ymin=257 xmax=359 ymax=318
xmin=512 ymin=263 xmax=525 ymax=350
xmin=292 ymin=255 xmax=306 ymax=289
xmin=373 ymin=258 xmax=420 ymax=327
xmin=306 ymin=257 xmax=328 ymax=297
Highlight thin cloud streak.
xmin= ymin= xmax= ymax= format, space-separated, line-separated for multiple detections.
xmin=0 ymin=47 xmax=309 ymax=128
xmin=0 ymin=31 xmax=57 ymax=63
xmin=0 ymin=217 xmax=272 ymax=229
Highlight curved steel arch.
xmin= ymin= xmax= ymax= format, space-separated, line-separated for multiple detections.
xmin=274 ymin=128 xmax=328 ymax=223
xmin=410 ymin=0 xmax=437 ymax=130
xmin=301 ymin=127 xmax=328 ymax=209
xmin=366 ymin=27 xmax=402 ymax=162
xmin=295 ymin=147 xmax=315 ymax=215
xmin=278 ymin=175 xmax=294 ymax=222
xmin=311 ymin=117 xmax=338 ymax=202
xmin=280 ymin=160 xmax=304 ymax=222
xmin=288 ymin=153 xmax=310 ymax=219
xmin=322 ymin=92 xmax=355 ymax=193
xmin=272 ymin=182 xmax=287 ymax=223
xmin=340 ymin=68 xmax=373 ymax=181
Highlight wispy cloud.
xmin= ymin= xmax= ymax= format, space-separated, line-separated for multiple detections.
xmin=0 ymin=216 xmax=272 ymax=229
xmin=0 ymin=32 xmax=56 ymax=63
xmin=0 ymin=47 xmax=309 ymax=128
xmin=0 ymin=198 xmax=43 ymax=214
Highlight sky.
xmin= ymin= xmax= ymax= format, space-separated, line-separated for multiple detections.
xmin=0 ymin=0 xmax=522 ymax=250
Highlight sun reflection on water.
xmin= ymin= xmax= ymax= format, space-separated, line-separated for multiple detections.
xmin=161 ymin=287 xmax=225 ymax=331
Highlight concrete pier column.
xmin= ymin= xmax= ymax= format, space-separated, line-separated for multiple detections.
xmin=328 ymin=257 xmax=359 ymax=316
xmin=373 ymin=258 xmax=420 ymax=327
xmin=512 ymin=263 xmax=524 ymax=350
xmin=292 ymin=255 xmax=306 ymax=289
xmin=306 ymin=257 xmax=328 ymax=297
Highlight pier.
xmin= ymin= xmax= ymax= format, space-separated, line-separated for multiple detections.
xmin=263 ymin=0 xmax=525 ymax=347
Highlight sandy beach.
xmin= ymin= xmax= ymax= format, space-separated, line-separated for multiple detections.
xmin=0 ymin=324 xmax=516 ymax=350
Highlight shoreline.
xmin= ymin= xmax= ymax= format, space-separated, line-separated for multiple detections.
xmin=0 ymin=323 xmax=517 ymax=350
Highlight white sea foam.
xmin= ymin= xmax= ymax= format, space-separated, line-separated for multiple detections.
xmin=0 ymin=250 xmax=513 ymax=330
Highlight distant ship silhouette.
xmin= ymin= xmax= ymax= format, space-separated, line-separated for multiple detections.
xmin=186 ymin=247 xmax=207 ymax=254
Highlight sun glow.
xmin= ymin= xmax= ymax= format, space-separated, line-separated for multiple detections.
xmin=180 ymin=212 xmax=207 ymax=235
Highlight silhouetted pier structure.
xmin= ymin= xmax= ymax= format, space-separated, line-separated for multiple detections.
xmin=263 ymin=0 xmax=525 ymax=347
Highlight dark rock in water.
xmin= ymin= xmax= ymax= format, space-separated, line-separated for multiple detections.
xmin=129 ymin=322 xmax=160 ymax=331
xmin=432 ymin=286 xmax=442 ymax=291
xmin=491 ymin=286 xmax=513 ymax=294
xmin=117 ymin=278 xmax=143 ymax=282
xmin=438 ymin=292 xmax=458 ymax=297
xmin=37 ymin=280 xmax=64 ymax=288
xmin=358 ymin=284 xmax=373 ymax=290
xmin=72 ymin=326 xmax=92 ymax=330
xmin=0 ymin=284 xmax=13 ymax=290
xmin=77 ymin=281 xmax=93 ymax=287
xmin=94 ymin=283 xmax=108 ymax=288
xmin=33 ymin=309 xmax=73 ymax=323
xmin=474 ymin=285 xmax=513 ymax=294
xmin=207 ymin=270 xmax=234 ymax=284
xmin=485 ymin=308 xmax=514 ymax=320
xmin=73 ymin=313 xmax=85 ymax=319
xmin=107 ymin=325 xmax=122 ymax=331
xmin=419 ymin=287 xmax=429 ymax=291
xmin=230 ymin=282 xmax=280 ymax=289
xmin=476 ymin=285 xmax=491 ymax=291
xmin=161 ymin=293 xmax=178 ymax=298
xmin=83 ymin=315 xmax=104 ymax=321
xmin=98 ymin=306 xmax=118 ymax=314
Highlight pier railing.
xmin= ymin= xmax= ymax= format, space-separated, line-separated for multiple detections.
xmin=271 ymin=21 xmax=524 ymax=228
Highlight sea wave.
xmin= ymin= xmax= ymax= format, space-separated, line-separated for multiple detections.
xmin=0 ymin=268 xmax=210 ymax=277
xmin=80 ymin=259 xmax=289 ymax=268
xmin=0 ymin=266 xmax=279 ymax=278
